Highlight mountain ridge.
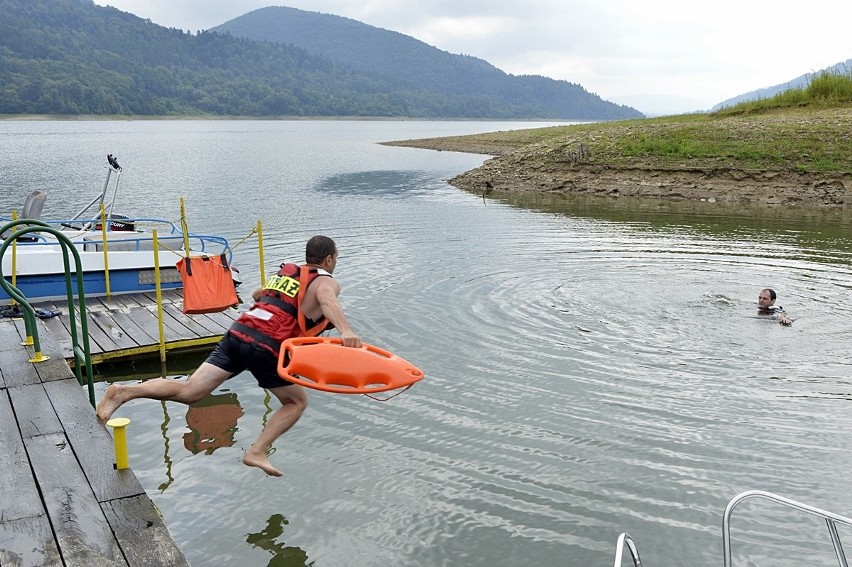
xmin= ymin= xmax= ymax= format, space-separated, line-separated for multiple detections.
xmin=0 ymin=0 xmax=641 ymax=120
xmin=209 ymin=5 xmax=644 ymax=120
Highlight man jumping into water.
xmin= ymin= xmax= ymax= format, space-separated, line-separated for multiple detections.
xmin=97 ymin=235 xmax=361 ymax=476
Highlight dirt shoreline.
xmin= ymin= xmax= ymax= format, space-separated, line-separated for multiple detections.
xmin=381 ymin=137 xmax=852 ymax=207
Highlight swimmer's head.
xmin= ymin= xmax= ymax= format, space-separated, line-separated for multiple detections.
xmin=758 ymin=288 xmax=776 ymax=310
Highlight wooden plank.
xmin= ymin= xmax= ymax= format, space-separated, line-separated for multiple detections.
xmin=193 ymin=313 xmax=232 ymax=335
xmin=26 ymin=323 xmax=77 ymax=384
xmin=93 ymin=294 xmax=130 ymax=312
xmin=101 ymin=496 xmax=191 ymax=567
xmin=0 ymin=346 xmax=40 ymax=388
xmin=0 ymin=321 xmax=17 ymax=388
xmin=114 ymin=304 xmax=165 ymax=344
xmin=105 ymin=308 xmax=157 ymax=344
xmin=193 ymin=309 xmax=239 ymax=335
xmin=48 ymin=306 xmax=107 ymax=358
xmin=196 ymin=307 xmax=237 ymax=334
xmin=161 ymin=302 xmax=219 ymax=337
xmin=79 ymin=311 xmax=122 ymax=355
xmin=0 ymin=318 xmax=24 ymax=352
xmin=128 ymin=304 xmax=183 ymax=344
xmin=0 ymin=391 xmax=45 ymax=522
xmin=35 ymin=312 xmax=75 ymax=360
xmin=24 ymin=432 xmax=126 ymax=567
xmin=155 ymin=307 xmax=197 ymax=341
xmin=90 ymin=310 xmax=139 ymax=351
xmin=44 ymin=379 xmax=144 ymax=502
xmin=115 ymin=292 xmax=149 ymax=309
xmin=144 ymin=304 xmax=192 ymax=342
xmin=0 ymin=514 xmax=62 ymax=567
xmin=8 ymin=384 xmax=63 ymax=439
xmin=95 ymin=293 xmax=139 ymax=311
xmin=11 ymin=319 xmax=71 ymax=385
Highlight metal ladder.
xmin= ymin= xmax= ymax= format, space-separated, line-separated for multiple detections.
xmin=723 ymin=490 xmax=852 ymax=567
xmin=614 ymin=490 xmax=852 ymax=567
xmin=613 ymin=532 xmax=643 ymax=566
xmin=0 ymin=219 xmax=96 ymax=406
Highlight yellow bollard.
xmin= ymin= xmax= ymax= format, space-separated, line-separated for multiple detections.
xmin=106 ymin=417 xmax=131 ymax=470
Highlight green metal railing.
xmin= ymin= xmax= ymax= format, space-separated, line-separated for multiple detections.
xmin=0 ymin=219 xmax=96 ymax=406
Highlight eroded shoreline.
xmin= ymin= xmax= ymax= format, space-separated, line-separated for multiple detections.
xmin=381 ymin=112 xmax=852 ymax=208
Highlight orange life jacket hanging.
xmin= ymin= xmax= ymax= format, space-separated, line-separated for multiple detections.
xmin=176 ymin=254 xmax=239 ymax=314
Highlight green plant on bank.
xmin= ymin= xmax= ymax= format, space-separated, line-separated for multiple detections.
xmin=714 ymin=71 xmax=852 ymax=116
xmin=576 ymin=72 xmax=852 ymax=172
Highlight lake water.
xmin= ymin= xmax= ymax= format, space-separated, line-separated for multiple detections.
xmin=2 ymin=120 xmax=852 ymax=567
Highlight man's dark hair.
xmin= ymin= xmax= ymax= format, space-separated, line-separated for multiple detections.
xmin=763 ymin=288 xmax=777 ymax=300
xmin=306 ymin=235 xmax=336 ymax=264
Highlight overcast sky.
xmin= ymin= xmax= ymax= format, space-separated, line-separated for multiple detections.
xmin=92 ymin=1 xmax=851 ymax=114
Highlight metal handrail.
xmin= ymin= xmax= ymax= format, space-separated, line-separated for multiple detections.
xmin=723 ymin=490 xmax=852 ymax=567
xmin=613 ymin=532 xmax=643 ymax=567
xmin=0 ymin=219 xmax=96 ymax=406
xmin=0 ymin=216 xmax=233 ymax=262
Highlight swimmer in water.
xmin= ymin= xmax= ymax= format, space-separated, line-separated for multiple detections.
xmin=758 ymin=288 xmax=792 ymax=325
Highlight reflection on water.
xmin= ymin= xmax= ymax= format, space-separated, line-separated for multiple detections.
xmin=183 ymin=392 xmax=245 ymax=456
xmin=499 ymin=192 xmax=852 ymax=261
xmin=315 ymin=170 xmax=445 ymax=199
xmin=247 ymin=514 xmax=314 ymax=567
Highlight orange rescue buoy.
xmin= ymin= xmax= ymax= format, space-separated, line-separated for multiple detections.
xmin=277 ymin=336 xmax=424 ymax=395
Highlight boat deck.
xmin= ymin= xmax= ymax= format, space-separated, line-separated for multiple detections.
xmin=0 ymin=290 xmax=239 ymax=565
xmin=33 ymin=289 xmax=239 ymax=365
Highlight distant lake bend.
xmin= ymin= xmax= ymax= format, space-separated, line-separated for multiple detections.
xmin=2 ymin=120 xmax=852 ymax=567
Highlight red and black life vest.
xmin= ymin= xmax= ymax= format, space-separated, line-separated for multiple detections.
xmin=229 ymin=263 xmax=331 ymax=355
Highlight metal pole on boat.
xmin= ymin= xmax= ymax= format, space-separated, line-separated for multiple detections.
xmin=101 ymin=167 xmax=112 ymax=208
xmin=106 ymin=169 xmax=121 ymax=229
xmin=152 ymin=230 xmax=167 ymax=364
xmin=99 ymin=204 xmax=112 ymax=297
xmin=69 ymin=168 xmax=112 ymax=224
xmin=257 ymin=220 xmax=266 ymax=287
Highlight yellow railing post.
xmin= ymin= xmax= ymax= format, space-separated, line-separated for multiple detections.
xmin=257 ymin=219 xmax=265 ymax=287
xmin=152 ymin=230 xmax=166 ymax=364
xmin=179 ymin=197 xmax=190 ymax=257
xmin=99 ymin=204 xmax=111 ymax=297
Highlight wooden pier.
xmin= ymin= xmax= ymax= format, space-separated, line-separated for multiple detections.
xmin=34 ymin=289 xmax=239 ymax=365
xmin=0 ymin=290 xmax=238 ymax=566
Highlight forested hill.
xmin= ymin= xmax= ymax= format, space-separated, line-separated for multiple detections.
xmin=0 ymin=0 xmax=642 ymax=120
xmin=212 ymin=6 xmax=641 ymax=121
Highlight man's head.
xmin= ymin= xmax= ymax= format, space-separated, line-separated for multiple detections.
xmin=306 ymin=235 xmax=338 ymax=273
xmin=758 ymin=288 xmax=776 ymax=310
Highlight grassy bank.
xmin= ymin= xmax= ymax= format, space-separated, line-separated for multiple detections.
xmin=383 ymin=75 xmax=851 ymax=206
xmin=386 ymin=73 xmax=852 ymax=174
xmin=385 ymin=105 xmax=851 ymax=174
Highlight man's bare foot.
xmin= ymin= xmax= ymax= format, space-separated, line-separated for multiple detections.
xmin=96 ymin=384 xmax=127 ymax=422
xmin=243 ymin=447 xmax=283 ymax=477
